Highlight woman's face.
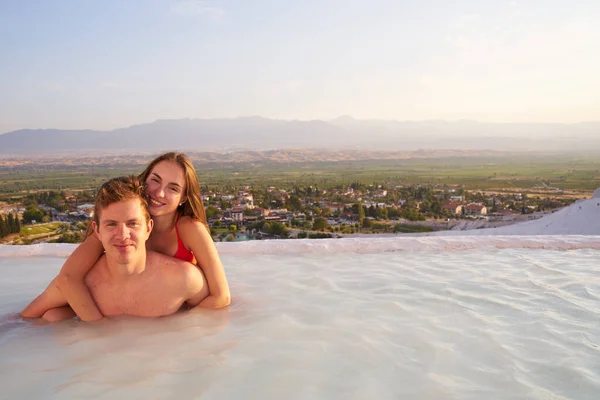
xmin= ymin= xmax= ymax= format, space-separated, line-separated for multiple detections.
xmin=145 ymin=161 xmax=187 ymax=217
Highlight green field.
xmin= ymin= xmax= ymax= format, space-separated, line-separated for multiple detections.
xmin=0 ymin=166 xmax=140 ymax=194
xmin=392 ymin=223 xmax=434 ymax=233
xmin=195 ymin=155 xmax=600 ymax=192
xmin=2 ymin=154 xmax=600 ymax=196
xmin=20 ymin=222 xmax=62 ymax=235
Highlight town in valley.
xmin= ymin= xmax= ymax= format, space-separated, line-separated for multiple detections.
xmin=1 ymin=150 xmax=591 ymax=244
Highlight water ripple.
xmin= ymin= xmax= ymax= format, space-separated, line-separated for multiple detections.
xmin=1 ymin=248 xmax=600 ymax=399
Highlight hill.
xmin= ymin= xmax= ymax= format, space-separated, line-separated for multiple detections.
xmin=1 ymin=117 xmax=599 ymax=155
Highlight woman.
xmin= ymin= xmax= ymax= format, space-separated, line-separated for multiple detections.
xmin=21 ymin=152 xmax=230 ymax=321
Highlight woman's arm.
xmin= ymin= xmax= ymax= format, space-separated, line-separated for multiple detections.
xmin=21 ymin=277 xmax=68 ymax=318
xmin=178 ymin=217 xmax=231 ymax=309
xmin=54 ymin=234 xmax=105 ymax=321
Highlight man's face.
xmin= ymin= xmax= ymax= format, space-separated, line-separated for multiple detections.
xmin=92 ymin=198 xmax=153 ymax=264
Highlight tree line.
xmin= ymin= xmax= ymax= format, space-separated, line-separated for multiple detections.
xmin=0 ymin=213 xmax=20 ymax=238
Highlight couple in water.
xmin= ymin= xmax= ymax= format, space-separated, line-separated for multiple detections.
xmin=21 ymin=152 xmax=230 ymax=322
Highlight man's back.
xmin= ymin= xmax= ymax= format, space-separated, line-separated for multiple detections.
xmin=85 ymin=251 xmax=208 ymax=317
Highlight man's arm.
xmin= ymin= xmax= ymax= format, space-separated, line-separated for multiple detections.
xmin=182 ymin=264 xmax=210 ymax=308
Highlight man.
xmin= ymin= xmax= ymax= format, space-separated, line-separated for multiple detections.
xmin=21 ymin=176 xmax=209 ymax=322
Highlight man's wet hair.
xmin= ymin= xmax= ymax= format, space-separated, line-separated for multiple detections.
xmin=92 ymin=175 xmax=151 ymax=228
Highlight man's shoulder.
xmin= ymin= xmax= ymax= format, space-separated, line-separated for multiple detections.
xmin=146 ymin=250 xmax=171 ymax=261
xmin=147 ymin=250 xmax=187 ymax=267
xmin=146 ymin=251 xmax=199 ymax=278
xmin=86 ymin=254 xmax=108 ymax=283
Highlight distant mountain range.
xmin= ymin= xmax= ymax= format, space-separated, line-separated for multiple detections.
xmin=1 ymin=116 xmax=599 ymax=155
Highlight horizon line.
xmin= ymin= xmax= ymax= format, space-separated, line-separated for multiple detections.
xmin=3 ymin=116 xmax=600 ymax=135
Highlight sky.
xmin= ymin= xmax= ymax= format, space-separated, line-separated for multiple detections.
xmin=1 ymin=0 xmax=599 ymax=133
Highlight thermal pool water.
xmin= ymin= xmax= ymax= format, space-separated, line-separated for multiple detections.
xmin=1 ymin=236 xmax=599 ymax=399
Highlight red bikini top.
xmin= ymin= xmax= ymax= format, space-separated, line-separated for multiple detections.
xmin=174 ymin=217 xmax=195 ymax=263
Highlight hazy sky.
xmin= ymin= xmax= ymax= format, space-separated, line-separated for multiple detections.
xmin=1 ymin=0 xmax=599 ymax=132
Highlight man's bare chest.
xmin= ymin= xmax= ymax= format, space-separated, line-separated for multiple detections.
xmin=88 ymin=279 xmax=185 ymax=318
